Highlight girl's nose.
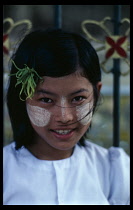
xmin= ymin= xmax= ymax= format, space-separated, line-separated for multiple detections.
xmin=55 ymin=106 xmax=74 ymax=124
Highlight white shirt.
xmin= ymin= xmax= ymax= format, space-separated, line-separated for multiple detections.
xmin=3 ymin=140 xmax=130 ymax=205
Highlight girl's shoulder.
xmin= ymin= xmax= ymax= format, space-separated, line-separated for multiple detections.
xmin=83 ymin=140 xmax=130 ymax=205
xmin=83 ymin=139 xmax=129 ymax=163
xmin=3 ymin=142 xmax=15 ymax=155
xmin=3 ymin=142 xmax=17 ymax=163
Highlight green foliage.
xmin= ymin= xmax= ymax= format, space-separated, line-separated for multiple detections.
xmin=9 ymin=60 xmax=43 ymax=101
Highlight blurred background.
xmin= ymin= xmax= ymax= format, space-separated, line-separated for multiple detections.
xmin=3 ymin=5 xmax=130 ymax=154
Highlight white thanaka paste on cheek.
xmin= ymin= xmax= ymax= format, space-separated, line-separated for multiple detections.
xmin=76 ymin=102 xmax=93 ymax=125
xmin=26 ymin=103 xmax=51 ymax=127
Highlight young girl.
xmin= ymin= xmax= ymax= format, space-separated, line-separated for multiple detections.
xmin=3 ymin=29 xmax=130 ymax=205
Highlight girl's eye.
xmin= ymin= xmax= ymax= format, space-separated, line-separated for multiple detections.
xmin=72 ymin=96 xmax=86 ymax=103
xmin=39 ymin=97 xmax=53 ymax=103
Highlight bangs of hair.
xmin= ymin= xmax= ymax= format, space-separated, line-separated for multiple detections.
xmin=13 ymin=29 xmax=80 ymax=78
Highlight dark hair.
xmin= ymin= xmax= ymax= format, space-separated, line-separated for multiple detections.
xmin=7 ymin=28 xmax=101 ymax=150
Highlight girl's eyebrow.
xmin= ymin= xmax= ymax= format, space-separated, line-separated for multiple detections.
xmin=36 ymin=89 xmax=58 ymax=96
xmin=36 ymin=88 xmax=89 ymax=96
xmin=70 ymin=88 xmax=89 ymax=96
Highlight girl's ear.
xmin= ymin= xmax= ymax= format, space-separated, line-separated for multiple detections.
xmin=96 ymin=82 xmax=102 ymax=94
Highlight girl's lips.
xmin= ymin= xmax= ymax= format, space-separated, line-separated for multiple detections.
xmin=50 ymin=129 xmax=76 ymax=140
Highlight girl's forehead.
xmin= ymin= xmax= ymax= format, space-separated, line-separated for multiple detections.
xmin=36 ymin=73 xmax=92 ymax=95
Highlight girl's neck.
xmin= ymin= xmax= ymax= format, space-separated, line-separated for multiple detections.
xmin=27 ymin=139 xmax=74 ymax=161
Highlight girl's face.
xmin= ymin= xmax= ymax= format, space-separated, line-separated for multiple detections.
xmin=26 ymin=71 xmax=102 ymax=152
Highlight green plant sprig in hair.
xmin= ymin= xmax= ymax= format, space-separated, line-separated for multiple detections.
xmin=9 ymin=60 xmax=43 ymax=101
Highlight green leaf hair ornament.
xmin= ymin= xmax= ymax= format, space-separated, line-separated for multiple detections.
xmin=9 ymin=60 xmax=43 ymax=101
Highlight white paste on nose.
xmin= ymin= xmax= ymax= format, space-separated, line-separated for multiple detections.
xmin=26 ymin=103 xmax=51 ymax=127
xmin=76 ymin=102 xmax=93 ymax=125
xmin=61 ymin=96 xmax=67 ymax=119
